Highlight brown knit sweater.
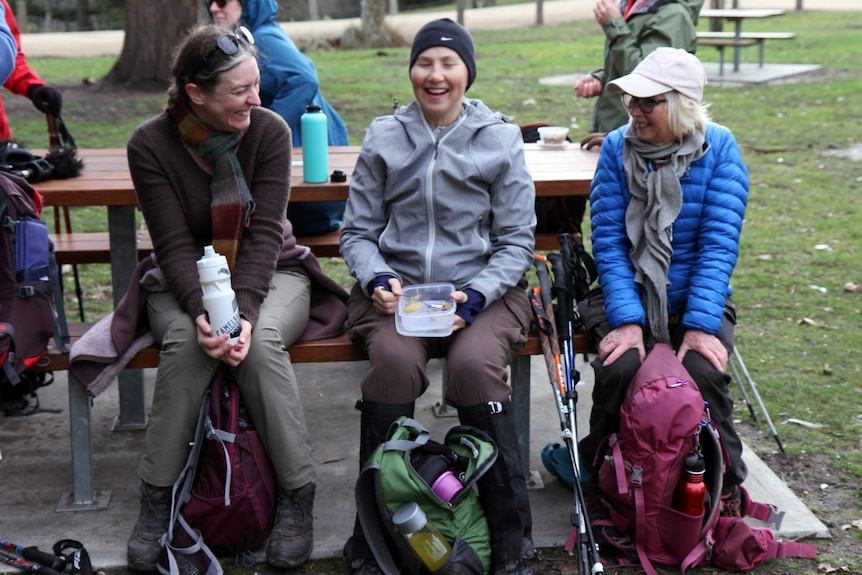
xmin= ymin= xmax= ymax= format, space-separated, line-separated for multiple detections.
xmin=127 ymin=107 xmax=293 ymax=326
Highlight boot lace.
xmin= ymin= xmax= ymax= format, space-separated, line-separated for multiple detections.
xmin=133 ymin=491 xmax=171 ymax=541
xmin=272 ymin=485 xmax=313 ymax=537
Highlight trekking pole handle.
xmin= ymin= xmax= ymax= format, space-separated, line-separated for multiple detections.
xmin=547 ymin=252 xmax=571 ymax=338
xmin=20 ymin=548 xmax=65 ymax=572
xmin=533 ymin=254 xmax=553 ymax=308
xmin=19 ymin=546 xmax=66 ymax=571
xmin=0 ymin=543 xmax=65 ymax=572
xmin=0 ymin=551 xmax=63 ymax=575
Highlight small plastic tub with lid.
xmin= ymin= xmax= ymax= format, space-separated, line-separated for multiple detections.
xmin=395 ymin=283 xmax=457 ymax=337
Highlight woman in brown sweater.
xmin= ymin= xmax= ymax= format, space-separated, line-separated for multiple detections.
xmin=125 ymin=25 xmax=314 ymax=571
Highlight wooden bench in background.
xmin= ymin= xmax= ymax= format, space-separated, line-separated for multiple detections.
xmin=29 ymin=321 xmax=594 ymax=510
xmin=697 ymin=31 xmax=796 ymax=75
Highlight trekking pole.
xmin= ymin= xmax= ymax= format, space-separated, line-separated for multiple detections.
xmin=533 ymin=255 xmax=603 ymax=574
xmin=0 ymin=541 xmax=66 ymax=572
xmin=550 ymin=247 xmax=604 ymax=575
xmin=728 ymin=354 xmax=758 ymax=421
xmin=731 ymin=346 xmax=786 ymax=454
xmin=0 ymin=551 xmax=64 ymax=575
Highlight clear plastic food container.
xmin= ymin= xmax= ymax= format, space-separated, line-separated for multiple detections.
xmin=395 ymin=283 xmax=457 ymax=337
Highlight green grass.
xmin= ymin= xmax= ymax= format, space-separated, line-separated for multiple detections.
xmin=9 ymin=8 xmax=862 ymax=553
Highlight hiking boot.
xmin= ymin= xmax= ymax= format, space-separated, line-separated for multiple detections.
xmin=266 ymin=482 xmax=315 ymax=568
xmin=127 ymin=482 xmax=172 ymax=572
xmin=721 ymin=484 xmax=750 ymax=518
xmin=342 ymin=539 xmax=384 ymax=575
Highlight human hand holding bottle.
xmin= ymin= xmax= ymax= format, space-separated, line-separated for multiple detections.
xmin=196 ymin=315 xmax=252 ymax=366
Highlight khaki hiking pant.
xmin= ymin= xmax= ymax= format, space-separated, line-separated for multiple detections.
xmin=139 ymin=270 xmax=314 ymax=491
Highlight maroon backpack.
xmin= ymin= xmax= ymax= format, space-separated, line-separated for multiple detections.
xmin=0 ymin=172 xmax=69 ymax=415
xmin=595 ymin=343 xmax=817 ymax=574
xmin=180 ymin=366 xmax=278 ymax=557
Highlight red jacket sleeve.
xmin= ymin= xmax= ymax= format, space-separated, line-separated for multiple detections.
xmin=2 ymin=0 xmax=44 ymax=96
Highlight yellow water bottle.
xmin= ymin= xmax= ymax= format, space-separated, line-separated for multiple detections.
xmin=392 ymin=502 xmax=452 ymax=572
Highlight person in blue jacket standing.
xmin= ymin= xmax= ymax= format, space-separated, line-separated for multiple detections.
xmin=209 ymin=0 xmax=349 ymax=236
xmin=577 ymin=48 xmax=752 ymax=516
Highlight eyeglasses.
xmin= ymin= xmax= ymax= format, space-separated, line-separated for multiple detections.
xmin=215 ymin=26 xmax=255 ymax=56
xmin=622 ymin=94 xmax=667 ymax=114
xmin=203 ymin=0 xmax=228 ymax=8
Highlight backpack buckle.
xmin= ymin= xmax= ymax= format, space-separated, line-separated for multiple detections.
xmin=630 ymin=467 xmax=643 ymax=487
xmin=15 ymin=285 xmax=36 ymax=298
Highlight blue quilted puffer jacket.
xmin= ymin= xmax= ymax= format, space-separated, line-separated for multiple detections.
xmin=589 ymin=123 xmax=749 ymax=335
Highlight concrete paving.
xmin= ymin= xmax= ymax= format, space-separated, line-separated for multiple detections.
xmin=0 ymin=353 xmax=828 ymax=570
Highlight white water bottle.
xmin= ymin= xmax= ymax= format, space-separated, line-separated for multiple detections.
xmin=196 ymin=245 xmax=241 ymax=345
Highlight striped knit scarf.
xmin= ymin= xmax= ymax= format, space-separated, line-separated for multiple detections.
xmin=622 ymin=126 xmax=706 ymax=343
xmin=175 ymin=104 xmax=255 ymax=271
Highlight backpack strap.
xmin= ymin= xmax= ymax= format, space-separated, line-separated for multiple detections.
xmin=381 ymin=416 xmax=431 ymax=452
xmin=769 ymin=538 xmax=818 ymax=560
xmin=158 ymin=387 xmax=223 ymax=575
xmin=680 ymin=532 xmax=713 ymax=574
xmin=737 ymin=485 xmax=786 ymax=527
xmin=1 ymin=322 xmax=20 ymax=386
xmin=355 ymin=464 xmax=406 ymax=575
xmin=632 ymin=468 xmax=660 ymax=575
xmin=46 ymin=240 xmax=70 ymax=353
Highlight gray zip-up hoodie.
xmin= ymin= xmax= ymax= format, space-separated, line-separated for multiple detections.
xmin=340 ymin=99 xmax=536 ymax=307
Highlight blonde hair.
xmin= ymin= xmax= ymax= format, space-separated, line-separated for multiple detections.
xmin=664 ymin=91 xmax=711 ymax=138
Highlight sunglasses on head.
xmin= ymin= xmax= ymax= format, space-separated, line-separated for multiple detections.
xmin=204 ymin=0 xmax=229 ymax=8
xmin=215 ymin=25 xmax=255 ymax=56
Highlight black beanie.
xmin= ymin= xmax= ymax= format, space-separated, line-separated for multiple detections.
xmin=409 ymin=18 xmax=477 ymax=91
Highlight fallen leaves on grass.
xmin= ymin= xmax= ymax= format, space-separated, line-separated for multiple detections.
xmin=818 ymin=563 xmax=851 ymax=572
xmin=783 ymin=418 xmax=824 ymax=429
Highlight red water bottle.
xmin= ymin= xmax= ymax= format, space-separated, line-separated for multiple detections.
xmin=674 ymin=450 xmax=706 ymax=516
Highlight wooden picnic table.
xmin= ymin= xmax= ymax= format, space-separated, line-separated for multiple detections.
xmin=34 ymin=145 xmax=597 ymax=205
xmin=699 ymin=8 xmax=787 ymax=73
xmin=32 ymin=144 xmax=599 ymax=430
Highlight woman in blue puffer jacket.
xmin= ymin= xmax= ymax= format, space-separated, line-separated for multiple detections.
xmin=577 ymin=48 xmax=751 ymax=512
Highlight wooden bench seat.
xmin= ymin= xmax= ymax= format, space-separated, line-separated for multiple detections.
xmin=51 ymin=231 xmax=154 ymax=265
xmin=32 ymin=322 xmax=588 ymax=373
xmin=51 ymin=230 xmax=575 ymax=265
xmin=30 ymin=320 xmax=594 ymax=509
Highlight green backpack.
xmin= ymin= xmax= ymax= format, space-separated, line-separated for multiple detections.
xmin=355 ymin=417 xmax=497 ymax=574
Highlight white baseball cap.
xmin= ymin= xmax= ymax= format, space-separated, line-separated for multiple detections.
xmin=607 ymin=47 xmax=708 ymax=103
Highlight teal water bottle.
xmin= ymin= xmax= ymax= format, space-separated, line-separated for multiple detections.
xmin=301 ymin=104 xmax=329 ymax=183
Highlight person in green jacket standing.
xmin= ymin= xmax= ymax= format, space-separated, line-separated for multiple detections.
xmin=575 ymin=0 xmax=704 ymax=141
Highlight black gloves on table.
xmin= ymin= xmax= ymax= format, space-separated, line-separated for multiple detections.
xmin=27 ymin=84 xmax=63 ymax=116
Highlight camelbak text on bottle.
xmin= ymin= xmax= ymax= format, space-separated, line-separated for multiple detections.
xmin=196 ymin=245 xmax=241 ymax=345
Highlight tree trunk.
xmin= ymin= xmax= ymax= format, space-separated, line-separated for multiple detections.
xmin=361 ymin=0 xmax=386 ymax=36
xmin=75 ymin=0 xmax=91 ymax=31
xmin=104 ymin=0 xmax=198 ymax=88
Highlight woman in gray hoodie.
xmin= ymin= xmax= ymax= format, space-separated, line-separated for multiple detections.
xmin=340 ymin=18 xmax=537 ymax=575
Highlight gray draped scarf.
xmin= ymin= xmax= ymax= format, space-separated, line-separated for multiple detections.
xmin=622 ymin=125 xmax=707 ymax=342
